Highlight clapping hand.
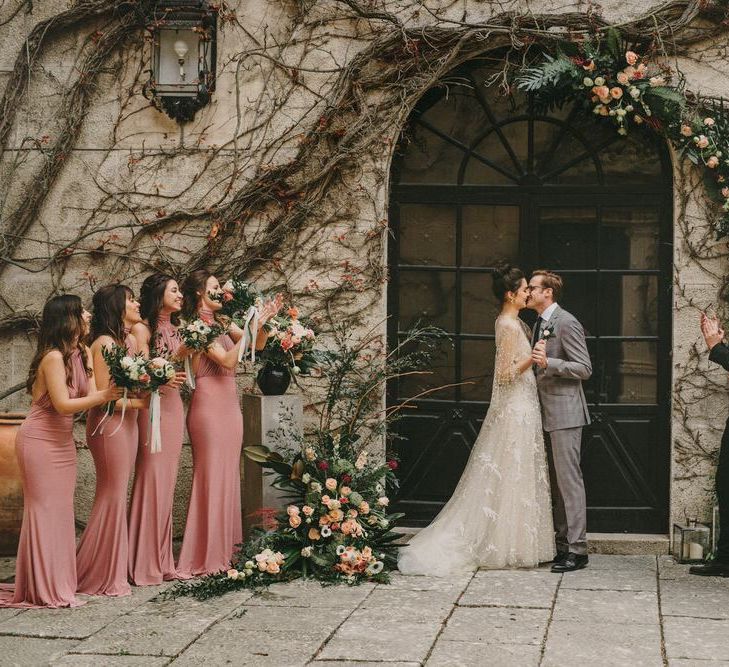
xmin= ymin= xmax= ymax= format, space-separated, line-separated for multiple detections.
xmin=700 ymin=311 xmax=725 ymax=350
xmin=531 ymin=339 xmax=548 ymax=369
xmin=259 ymin=293 xmax=284 ymax=327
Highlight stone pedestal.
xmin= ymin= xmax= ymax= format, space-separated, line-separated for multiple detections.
xmin=240 ymin=393 xmax=303 ymax=538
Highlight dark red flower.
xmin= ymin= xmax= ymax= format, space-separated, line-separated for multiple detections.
xmin=387 ymin=460 xmax=399 ymax=470
xmin=341 ymin=474 xmax=352 ymax=484
xmin=317 ymin=460 xmax=329 ymax=471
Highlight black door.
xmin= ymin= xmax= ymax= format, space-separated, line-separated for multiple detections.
xmin=388 ymin=62 xmax=673 ymax=533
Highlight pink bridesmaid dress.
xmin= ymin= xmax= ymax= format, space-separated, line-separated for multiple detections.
xmin=177 ymin=311 xmax=243 ymax=577
xmin=76 ymin=332 xmax=139 ymax=596
xmin=127 ymin=314 xmax=184 ymax=585
xmin=0 ymin=351 xmax=89 ymax=608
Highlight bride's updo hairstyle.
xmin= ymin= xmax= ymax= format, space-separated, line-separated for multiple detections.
xmin=492 ymin=262 xmax=524 ymax=303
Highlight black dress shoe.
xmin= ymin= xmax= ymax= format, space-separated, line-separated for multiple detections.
xmin=689 ymin=562 xmax=729 ymax=577
xmin=551 ymin=551 xmax=569 ymax=565
xmin=551 ymin=552 xmax=588 ymax=573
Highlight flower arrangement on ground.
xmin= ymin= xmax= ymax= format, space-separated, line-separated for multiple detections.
xmin=516 ymin=28 xmax=729 ymax=237
xmin=167 ymin=324 xmax=447 ymax=600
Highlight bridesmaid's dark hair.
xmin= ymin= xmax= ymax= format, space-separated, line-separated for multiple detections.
xmin=90 ymin=284 xmax=132 ymax=345
xmin=180 ymin=269 xmax=212 ymax=321
xmin=491 ymin=262 xmax=524 ymax=303
xmin=139 ymin=273 xmax=180 ymax=340
xmin=26 ymin=294 xmax=91 ymax=392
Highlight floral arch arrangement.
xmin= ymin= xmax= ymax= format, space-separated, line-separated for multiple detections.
xmin=516 ymin=28 xmax=729 ymax=237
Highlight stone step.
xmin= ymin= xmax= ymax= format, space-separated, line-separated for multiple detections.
xmin=397 ymin=527 xmax=670 ymax=555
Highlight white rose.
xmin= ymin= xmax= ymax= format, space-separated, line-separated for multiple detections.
xmin=377 ymin=496 xmax=389 ymax=507
xmin=120 ymin=357 xmax=134 ymax=369
xmin=302 ymin=473 xmax=311 ymax=483
xmin=583 ymin=77 xmax=594 ymax=87
xmin=301 ymin=546 xmax=312 ymax=557
xmin=594 ymin=76 xmax=605 ymax=86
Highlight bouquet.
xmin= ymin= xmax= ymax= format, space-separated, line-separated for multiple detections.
xmin=260 ymin=306 xmax=319 ymax=376
xmin=178 ymin=318 xmax=226 ymax=388
xmin=145 ymin=354 xmax=177 ymax=453
xmin=94 ymin=344 xmax=151 ymax=436
xmin=219 ymin=278 xmax=265 ymax=363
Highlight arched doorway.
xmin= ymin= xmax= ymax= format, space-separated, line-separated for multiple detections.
xmin=387 ymin=59 xmax=673 ymax=534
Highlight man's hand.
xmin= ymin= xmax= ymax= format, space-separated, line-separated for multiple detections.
xmin=532 ymin=339 xmax=548 ymax=369
xmin=701 ymin=312 xmax=725 ymax=350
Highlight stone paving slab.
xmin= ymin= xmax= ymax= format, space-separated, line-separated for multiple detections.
xmin=587 ymin=555 xmax=658 ymax=571
xmin=458 ymin=569 xmax=558 ymax=608
xmin=0 ymin=636 xmax=79 ymax=667
xmin=542 ymin=620 xmax=663 ymax=666
xmin=660 ymin=580 xmax=729 ymax=620
xmin=0 ymin=585 xmax=170 ymax=638
xmin=559 ymin=567 xmax=657 ymax=591
xmin=552 ymin=588 xmax=659 ymax=624
xmin=426 ymin=640 xmax=542 ymax=666
xmin=56 ymin=655 xmax=170 ymax=666
xmin=440 ymin=606 xmax=549 ymax=645
xmin=171 ymin=627 xmax=323 ymax=666
xmin=71 ymin=589 xmax=253 ymax=657
xmin=664 ymin=616 xmax=729 ymax=662
xmin=244 ymin=579 xmax=375 ymax=608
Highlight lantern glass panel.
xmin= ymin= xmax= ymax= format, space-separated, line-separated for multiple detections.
xmin=155 ymin=27 xmax=209 ymax=95
xmin=673 ymin=522 xmax=711 ymax=564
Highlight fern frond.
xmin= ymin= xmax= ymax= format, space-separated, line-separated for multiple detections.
xmin=515 ymin=55 xmax=578 ymax=92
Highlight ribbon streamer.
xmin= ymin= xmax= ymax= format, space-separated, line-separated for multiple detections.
xmin=184 ymin=355 xmax=196 ymax=389
xmin=90 ymin=399 xmax=114 ymax=436
xmin=147 ymin=390 xmax=162 ymax=454
xmin=238 ymin=306 xmax=260 ymax=364
xmin=106 ymin=387 xmax=128 ymax=437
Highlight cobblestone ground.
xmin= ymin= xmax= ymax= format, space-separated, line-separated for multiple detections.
xmin=1 ymin=555 xmax=729 ymax=666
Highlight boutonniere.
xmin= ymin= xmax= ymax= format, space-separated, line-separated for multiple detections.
xmin=541 ymin=326 xmax=554 ymax=340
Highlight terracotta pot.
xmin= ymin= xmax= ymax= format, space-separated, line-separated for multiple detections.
xmin=0 ymin=412 xmax=26 ymax=556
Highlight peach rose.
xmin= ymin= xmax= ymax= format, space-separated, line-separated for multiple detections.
xmin=328 ymin=509 xmax=345 ymax=522
xmin=347 ymin=509 xmax=359 ymax=519
xmin=721 ymin=187 xmax=729 ymax=198
xmin=359 ymin=501 xmax=370 ymax=514
xmin=340 ymin=486 xmax=352 ymax=496
xmin=705 ymin=117 xmax=716 ymax=127
xmin=625 ymin=50 xmax=638 ymax=65
xmin=696 ymin=135 xmax=710 ymax=149
xmin=592 ymin=85 xmax=610 ymax=101
xmin=319 ymin=515 xmax=331 ymax=526
xmin=321 ymin=494 xmax=331 ymax=504
xmin=325 ymin=478 xmax=338 ymax=491
xmin=289 ymin=514 xmax=302 ymax=528
xmin=598 ymin=106 xmax=609 ymax=116
xmin=341 ymin=519 xmax=363 ymax=536
xmin=227 ymin=569 xmax=239 ymax=580
xmin=680 ymin=124 xmax=693 ymax=137
xmin=266 ymin=562 xmax=280 ymax=574
xmin=707 ymin=156 xmax=719 ymax=169
xmin=616 ymin=71 xmax=630 ymax=86
xmin=609 ymin=87 xmax=623 ymax=99
xmin=308 ymin=528 xmax=321 ymax=540
xmin=302 ymin=505 xmax=314 ymax=516
xmin=257 ymin=561 xmax=267 ymax=571
xmin=623 ymin=65 xmax=636 ymax=79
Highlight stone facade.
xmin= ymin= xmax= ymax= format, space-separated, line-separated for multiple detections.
xmin=0 ymin=0 xmax=727 ymax=540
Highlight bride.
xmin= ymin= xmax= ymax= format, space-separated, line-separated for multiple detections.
xmin=398 ymin=264 xmax=555 ymax=575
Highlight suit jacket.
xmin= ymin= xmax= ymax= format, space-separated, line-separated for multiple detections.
xmin=532 ymin=305 xmax=592 ymax=432
xmin=710 ymin=342 xmax=729 ymax=372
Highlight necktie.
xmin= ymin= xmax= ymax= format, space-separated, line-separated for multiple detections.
xmin=532 ymin=317 xmax=543 ymax=348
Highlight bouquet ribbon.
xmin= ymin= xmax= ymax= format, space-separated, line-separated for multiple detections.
xmin=147 ymin=389 xmax=162 ymax=454
xmin=184 ymin=356 xmax=196 ymax=389
xmin=90 ymin=386 xmax=128 ymax=437
xmin=238 ymin=306 xmax=260 ymax=364
xmin=106 ymin=388 xmax=128 ymax=437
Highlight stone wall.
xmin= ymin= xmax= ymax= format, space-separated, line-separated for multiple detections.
xmin=0 ymin=0 xmax=727 ymax=536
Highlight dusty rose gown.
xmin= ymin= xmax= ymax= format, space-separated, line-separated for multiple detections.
xmin=76 ymin=332 xmax=139 ymax=596
xmin=0 ymin=350 xmax=89 ymax=608
xmin=177 ymin=312 xmax=243 ymax=577
xmin=127 ymin=314 xmax=184 ymax=585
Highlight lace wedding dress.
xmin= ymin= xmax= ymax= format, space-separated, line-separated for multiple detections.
xmin=398 ymin=315 xmax=555 ymax=575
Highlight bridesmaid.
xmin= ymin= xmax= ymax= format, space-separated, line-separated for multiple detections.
xmin=176 ymin=271 xmax=278 ymax=577
xmin=0 ymin=295 xmax=121 ymax=608
xmin=127 ymin=273 xmax=187 ymax=586
xmin=76 ymin=285 xmax=147 ymax=597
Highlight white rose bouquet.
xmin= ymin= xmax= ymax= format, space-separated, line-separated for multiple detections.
xmin=178 ymin=318 xmax=226 ymax=388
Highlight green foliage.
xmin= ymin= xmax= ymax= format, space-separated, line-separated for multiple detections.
xmin=515 ymin=54 xmax=578 ymax=93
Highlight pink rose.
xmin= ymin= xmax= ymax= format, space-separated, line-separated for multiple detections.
xmin=302 ymin=505 xmax=314 ymax=516
xmin=707 ymin=156 xmax=719 ymax=169
xmin=150 ymin=357 xmax=167 ymax=368
xmin=139 ymin=373 xmax=151 ymax=384
xmin=623 ymin=65 xmax=636 ymax=79
xmin=721 ymin=187 xmax=729 ymax=198
xmin=340 ymin=486 xmax=352 ymax=496
xmin=286 ymin=505 xmax=300 ymax=516
xmin=705 ymin=117 xmax=716 ymax=127
xmin=592 ymin=85 xmax=610 ymax=101
xmin=634 ymin=63 xmax=647 ymax=79
xmin=696 ymin=135 xmax=710 ymax=149
xmin=625 ymin=50 xmax=638 ymax=65
xmin=325 ymin=478 xmax=338 ymax=491
xmin=321 ymin=494 xmax=331 ymax=504
xmin=616 ymin=71 xmax=630 ymax=86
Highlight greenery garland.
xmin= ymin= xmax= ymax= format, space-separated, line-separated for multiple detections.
xmin=516 ymin=28 xmax=729 ymax=238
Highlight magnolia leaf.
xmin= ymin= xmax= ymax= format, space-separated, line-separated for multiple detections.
xmin=605 ymin=27 xmax=622 ymax=62
xmin=243 ymin=444 xmax=273 ymax=463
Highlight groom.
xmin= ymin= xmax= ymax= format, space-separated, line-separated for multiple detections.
xmin=527 ymin=270 xmax=592 ymax=573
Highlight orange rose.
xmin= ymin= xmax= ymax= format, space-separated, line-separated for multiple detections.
xmin=308 ymin=528 xmax=321 ymax=540
xmin=625 ymin=50 xmax=638 ymax=65
xmin=287 ymin=307 xmax=299 ymax=319
xmin=289 ymin=515 xmax=302 ymax=528
xmin=610 ymin=87 xmax=623 ymax=99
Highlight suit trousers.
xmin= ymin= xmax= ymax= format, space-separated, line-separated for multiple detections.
xmin=545 ymin=427 xmax=588 ymax=556
xmin=716 ymin=416 xmax=729 ymax=563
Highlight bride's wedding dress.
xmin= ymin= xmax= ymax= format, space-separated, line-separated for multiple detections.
xmin=398 ymin=314 xmax=555 ymax=575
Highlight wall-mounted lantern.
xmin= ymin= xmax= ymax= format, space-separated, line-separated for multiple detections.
xmin=143 ymin=0 xmax=217 ymax=123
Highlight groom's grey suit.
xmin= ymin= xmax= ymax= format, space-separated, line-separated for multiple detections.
xmin=532 ymin=305 xmax=592 ymax=556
